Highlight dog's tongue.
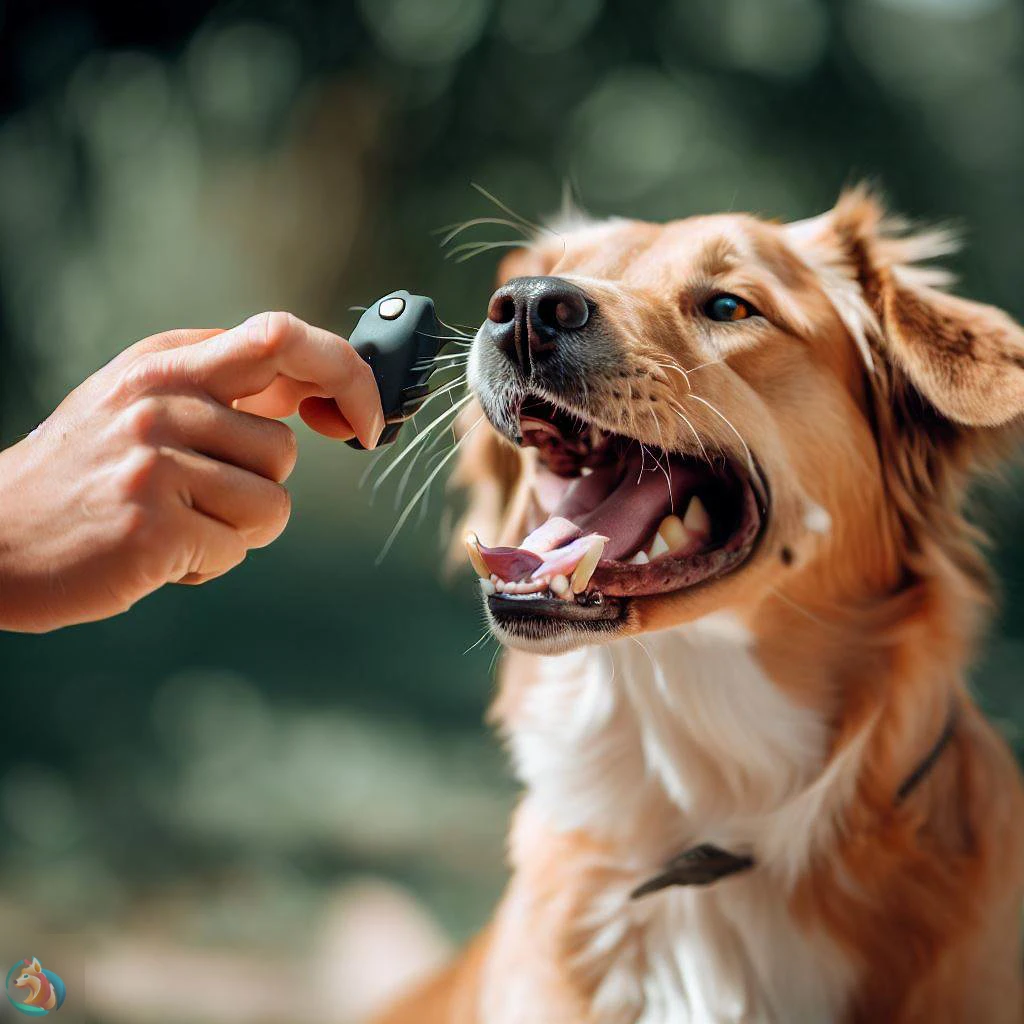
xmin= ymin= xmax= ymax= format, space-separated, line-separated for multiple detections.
xmin=469 ymin=449 xmax=702 ymax=584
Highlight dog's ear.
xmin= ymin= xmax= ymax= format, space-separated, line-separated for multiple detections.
xmin=790 ymin=186 xmax=1024 ymax=431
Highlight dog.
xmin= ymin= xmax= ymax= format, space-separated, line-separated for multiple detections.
xmin=374 ymin=187 xmax=1024 ymax=1023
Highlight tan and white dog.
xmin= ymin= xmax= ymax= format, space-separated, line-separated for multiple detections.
xmin=376 ymin=188 xmax=1024 ymax=1023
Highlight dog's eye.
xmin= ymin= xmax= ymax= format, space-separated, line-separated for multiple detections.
xmin=703 ymin=294 xmax=757 ymax=322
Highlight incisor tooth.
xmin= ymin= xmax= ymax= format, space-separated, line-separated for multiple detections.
xmin=657 ymin=514 xmax=688 ymax=552
xmin=648 ymin=532 xmax=670 ymax=559
xmin=570 ymin=537 xmax=606 ymax=593
xmin=481 ymin=579 xmax=496 ymax=595
xmin=630 ymin=549 xmax=650 ymax=565
xmin=550 ymin=574 xmax=571 ymax=597
xmin=683 ymin=495 xmax=711 ymax=536
xmin=465 ymin=533 xmax=490 ymax=579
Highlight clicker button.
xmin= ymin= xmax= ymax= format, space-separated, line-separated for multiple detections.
xmin=379 ymin=297 xmax=405 ymax=320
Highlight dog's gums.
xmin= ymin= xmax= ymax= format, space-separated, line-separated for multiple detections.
xmin=463 ymin=398 xmax=764 ymax=618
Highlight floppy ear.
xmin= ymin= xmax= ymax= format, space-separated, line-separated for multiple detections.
xmin=793 ymin=186 xmax=1024 ymax=431
xmin=875 ymin=266 xmax=1024 ymax=429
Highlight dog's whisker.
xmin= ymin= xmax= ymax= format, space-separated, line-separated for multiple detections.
xmin=683 ymin=359 xmax=724 ymax=375
xmin=395 ymin=399 xmax=464 ymax=508
xmin=448 ymin=240 xmax=530 ymax=264
xmin=655 ymin=361 xmax=692 ymax=392
xmin=436 ymin=217 xmax=533 ymax=248
xmin=470 ymin=182 xmax=568 ymax=259
xmin=376 ymin=416 xmax=483 ymax=563
xmin=685 ymin=393 xmax=760 ymax=495
xmin=358 ymin=445 xmax=391 ymax=490
xmin=665 ymin=398 xmax=712 ymax=466
xmin=463 ymin=627 xmax=494 ymax=655
xmin=370 ymin=387 xmax=471 ymax=493
xmin=648 ymin=409 xmax=675 ymax=511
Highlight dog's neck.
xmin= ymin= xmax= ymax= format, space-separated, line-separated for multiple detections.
xmin=504 ymin=612 xmax=840 ymax=876
xmin=492 ymin=612 xmax=867 ymax=1023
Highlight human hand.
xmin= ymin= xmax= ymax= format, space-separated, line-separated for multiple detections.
xmin=0 ymin=312 xmax=384 ymax=632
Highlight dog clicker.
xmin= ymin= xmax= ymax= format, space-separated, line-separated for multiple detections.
xmin=344 ymin=290 xmax=452 ymax=450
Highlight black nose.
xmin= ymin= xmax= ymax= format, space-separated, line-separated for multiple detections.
xmin=483 ymin=276 xmax=591 ymax=372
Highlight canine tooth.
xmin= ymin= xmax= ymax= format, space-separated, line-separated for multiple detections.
xmin=657 ymin=514 xmax=688 ymax=552
xmin=465 ymin=533 xmax=490 ymax=579
xmin=648 ymin=532 xmax=670 ymax=559
xmin=581 ymin=467 xmax=593 ymax=477
xmin=683 ymin=496 xmax=711 ymax=536
xmin=630 ymin=550 xmax=650 ymax=565
xmin=550 ymin=574 xmax=570 ymax=597
xmin=570 ymin=536 xmax=606 ymax=594
xmin=481 ymin=579 xmax=496 ymax=595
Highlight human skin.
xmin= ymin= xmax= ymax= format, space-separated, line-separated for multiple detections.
xmin=0 ymin=311 xmax=384 ymax=633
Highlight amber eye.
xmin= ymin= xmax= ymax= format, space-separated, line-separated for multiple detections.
xmin=703 ymin=294 xmax=756 ymax=322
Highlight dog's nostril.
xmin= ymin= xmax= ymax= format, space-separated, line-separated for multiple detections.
xmin=537 ymin=294 xmax=589 ymax=331
xmin=488 ymin=294 xmax=516 ymax=324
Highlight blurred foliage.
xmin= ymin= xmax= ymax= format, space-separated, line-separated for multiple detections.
xmin=0 ymin=0 xmax=1021 ymax=1011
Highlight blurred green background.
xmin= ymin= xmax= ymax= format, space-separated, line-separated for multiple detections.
xmin=0 ymin=0 xmax=1021 ymax=1019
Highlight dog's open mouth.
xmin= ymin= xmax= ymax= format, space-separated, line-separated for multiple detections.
xmin=466 ymin=398 xmax=766 ymax=626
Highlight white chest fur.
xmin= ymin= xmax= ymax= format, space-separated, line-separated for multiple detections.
xmin=499 ymin=615 xmax=859 ymax=1024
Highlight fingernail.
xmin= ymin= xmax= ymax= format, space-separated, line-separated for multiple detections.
xmin=369 ymin=411 xmax=386 ymax=449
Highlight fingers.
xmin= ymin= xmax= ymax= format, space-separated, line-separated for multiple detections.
xmin=170 ymin=507 xmax=248 ymax=586
xmin=145 ymin=393 xmax=300 ymax=483
xmin=107 ymin=328 xmax=225 ymax=372
xmin=233 ymin=374 xmax=323 ymax=420
xmin=170 ymin=448 xmax=291 ymax=549
xmin=172 ymin=312 xmax=384 ymax=447
xmin=297 ymin=396 xmax=357 ymax=440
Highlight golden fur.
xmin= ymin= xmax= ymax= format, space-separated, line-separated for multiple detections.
xmin=376 ymin=188 xmax=1024 ymax=1023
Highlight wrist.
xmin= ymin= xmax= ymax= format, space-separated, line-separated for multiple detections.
xmin=0 ymin=438 xmax=56 ymax=632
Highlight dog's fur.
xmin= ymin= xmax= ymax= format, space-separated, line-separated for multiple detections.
xmin=375 ymin=189 xmax=1024 ymax=1023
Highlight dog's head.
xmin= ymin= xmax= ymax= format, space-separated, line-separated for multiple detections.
xmin=455 ymin=188 xmax=1024 ymax=654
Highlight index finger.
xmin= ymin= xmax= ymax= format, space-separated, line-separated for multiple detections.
xmin=167 ymin=312 xmax=385 ymax=448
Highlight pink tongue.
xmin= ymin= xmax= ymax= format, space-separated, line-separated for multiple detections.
xmin=562 ymin=451 xmax=702 ymax=560
xmin=475 ymin=449 xmax=700 ymax=584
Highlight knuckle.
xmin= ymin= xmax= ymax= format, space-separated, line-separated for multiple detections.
xmin=113 ymin=445 xmax=166 ymax=502
xmin=119 ymin=396 xmax=164 ymax=443
xmin=247 ymin=310 xmax=295 ymax=359
xmin=114 ymin=354 xmax=171 ymax=398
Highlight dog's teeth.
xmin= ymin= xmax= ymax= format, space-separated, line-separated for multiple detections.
xmin=495 ymin=579 xmax=506 ymax=593
xmin=630 ymin=550 xmax=650 ymax=565
xmin=683 ymin=496 xmax=711 ymax=536
xmin=481 ymin=579 xmax=496 ymax=595
xmin=581 ymin=467 xmax=593 ymax=477
xmin=657 ymin=514 xmax=688 ymax=553
xmin=648 ymin=531 xmax=670 ymax=559
xmin=550 ymin=574 xmax=571 ymax=597
xmin=570 ymin=536 xmax=606 ymax=593
xmin=465 ymin=533 xmax=490 ymax=579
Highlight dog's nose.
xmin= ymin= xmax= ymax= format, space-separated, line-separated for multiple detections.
xmin=483 ymin=276 xmax=591 ymax=372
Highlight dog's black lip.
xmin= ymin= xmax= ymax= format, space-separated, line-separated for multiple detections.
xmin=487 ymin=593 xmax=625 ymax=624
